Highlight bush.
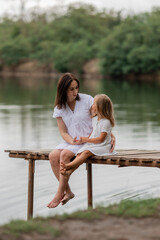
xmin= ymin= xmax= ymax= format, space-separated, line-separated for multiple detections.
xmin=0 ymin=37 xmax=30 ymax=66
xmin=101 ymin=9 xmax=160 ymax=75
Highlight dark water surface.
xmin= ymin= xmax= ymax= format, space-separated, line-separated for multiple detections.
xmin=0 ymin=76 xmax=160 ymax=224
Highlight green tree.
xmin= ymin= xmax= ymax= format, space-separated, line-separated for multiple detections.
xmin=101 ymin=8 xmax=160 ymax=76
xmin=0 ymin=36 xmax=30 ymax=66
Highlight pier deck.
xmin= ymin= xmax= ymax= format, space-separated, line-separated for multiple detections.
xmin=5 ymin=149 xmax=160 ymax=220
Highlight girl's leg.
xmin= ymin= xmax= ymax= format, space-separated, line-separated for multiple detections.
xmin=49 ymin=149 xmax=73 ymax=197
xmin=61 ymin=151 xmax=93 ymax=176
xmin=48 ymin=149 xmax=75 ymax=208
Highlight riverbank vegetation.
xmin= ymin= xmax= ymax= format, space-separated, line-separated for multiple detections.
xmin=0 ymin=4 xmax=160 ymax=76
xmin=1 ymin=198 xmax=160 ymax=239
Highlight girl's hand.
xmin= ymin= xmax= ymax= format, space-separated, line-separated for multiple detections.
xmin=72 ymin=137 xmax=82 ymax=145
xmin=110 ymin=134 xmax=116 ymax=152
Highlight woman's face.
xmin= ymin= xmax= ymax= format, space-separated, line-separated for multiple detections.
xmin=67 ymin=80 xmax=79 ymax=102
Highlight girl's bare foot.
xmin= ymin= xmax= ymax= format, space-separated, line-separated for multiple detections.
xmin=60 ymin=162 xmax=71 ymax=175
xmin=61 ymin=192 xmax=75 ymax=205
xmin=62 ymin=168 xmax=74 ymax=176
xmin=60 ymin=162 xmax=66 ymax=174
xmin=47 ymin=193 xmax=64 ymax=208
xmin=60 ymin=162 xmax=77 ymax=176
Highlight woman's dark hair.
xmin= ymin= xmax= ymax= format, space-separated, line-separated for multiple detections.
xmin=54 ymin=72 xmax=80 ymax=109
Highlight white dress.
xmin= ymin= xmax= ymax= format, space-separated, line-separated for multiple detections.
xmin=53 ymin=93 xmax=94 ymax=154
xmin=77 ymin=116 xmax=116 ymax=156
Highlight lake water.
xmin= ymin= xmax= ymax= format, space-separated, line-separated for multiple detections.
xmin=0 ymin=76 xmax=160 ymax=225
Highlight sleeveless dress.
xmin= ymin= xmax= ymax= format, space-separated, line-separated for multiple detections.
xmin=77 ymin=116 xmax=116 ymax=156
xmin=53 ymin=93 xmax=93 ymax=154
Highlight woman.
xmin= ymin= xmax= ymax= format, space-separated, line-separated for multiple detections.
xmin=47 ymin=73 xmax=115 ymax=208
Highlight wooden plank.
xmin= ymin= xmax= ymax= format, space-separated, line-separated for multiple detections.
xmin=9 ymin=154 xmax=160 ymax=161
xmin=6 ymin=149 xmax=160 ymax=166
xmin=5 ymin=149 xmax=52 ymax=154
xmin=5 ymin=149 xmax=159 ymax=154
xmin=86 ymin=158 xmax=160 ymax=168
xmin=5 ymin=149 xmax=160 ymax=158
xmin=112 ymin=156 xmax=160 ymax=161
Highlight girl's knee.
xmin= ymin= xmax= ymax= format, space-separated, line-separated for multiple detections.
xmin=83 ymin=150 xmax=92 ymax=157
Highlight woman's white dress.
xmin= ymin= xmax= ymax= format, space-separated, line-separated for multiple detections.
xmin=77 ymin=116 xmax=116 ymax=156
xmin=53 ymin=93 xmax=93 ymax=154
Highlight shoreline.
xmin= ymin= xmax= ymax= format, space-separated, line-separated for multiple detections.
xmin=0 ymin=71 xmax=160 ymax=85
xmin=1 ymin=198 xmax=160 ymax=240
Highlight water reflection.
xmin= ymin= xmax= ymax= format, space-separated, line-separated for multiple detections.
xmin=0 ymin=76 xmax=160 ymax=224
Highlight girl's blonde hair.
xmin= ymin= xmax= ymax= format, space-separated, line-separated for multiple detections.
xmin=95 ymin=94 xmax=115 ymax=127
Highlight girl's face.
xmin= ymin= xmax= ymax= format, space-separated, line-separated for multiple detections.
xmin=92 ymin=97 xmax=97 ymax=113
xmin=67 ymin=80 xmax=79 ymax=102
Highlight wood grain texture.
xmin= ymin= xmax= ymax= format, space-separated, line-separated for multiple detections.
xmin=5 ymin=149 xmax=160 ymax=168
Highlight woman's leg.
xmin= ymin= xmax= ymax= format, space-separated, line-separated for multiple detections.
xmin=49 ymin=149 xmax=72 ymax=195
xmin=49 ymin=149 xmax=62 ymax=180
xmin=61 ymin=151 xmax=93 ymax=176
xmin=48 ymin=149 xmax=75 ymax=208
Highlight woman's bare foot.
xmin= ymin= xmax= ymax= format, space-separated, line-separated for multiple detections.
xmin=47 ymin=193 xmax=64 ymax=208
xmin=61 ymin=192 xmax=75 ymax=205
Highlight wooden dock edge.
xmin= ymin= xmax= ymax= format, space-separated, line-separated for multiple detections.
xmin=4 ymin=149 xmax=160 ymax=220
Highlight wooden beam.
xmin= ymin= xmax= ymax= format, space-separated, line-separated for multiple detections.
xmin=87 ymin=163 xmax=93 ymax=208
xmin=27 ymin=159 xmax=35 ymax=220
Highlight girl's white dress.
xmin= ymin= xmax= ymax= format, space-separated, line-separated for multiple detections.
xmin=53 ymin=93 xmax=93 ymax=154
xmin=77 ymin=116 xmax=116 ymax=156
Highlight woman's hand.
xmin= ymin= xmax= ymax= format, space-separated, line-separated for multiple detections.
xmin=90 ymin=105 xmax=97 ymax=118
xmin=71 ymin=137 xmax=82 ymax=145
xmin=110 ymin=133 xmax=116 ymax=152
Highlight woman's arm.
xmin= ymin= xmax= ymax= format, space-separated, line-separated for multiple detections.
xmin=57 ymin=117 xmax=80 ymax=145
xmin=80 ymin=132 xmax=107 ymax=144
xmin=90 ymin=105 xmax=97 ymax=118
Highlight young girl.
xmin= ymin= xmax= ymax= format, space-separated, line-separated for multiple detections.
xmin=60 ymin=94 xmax=116 ymax=176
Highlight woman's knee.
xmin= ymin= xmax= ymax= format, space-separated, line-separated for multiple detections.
xmin=60 ymin=150 xmax=74 ymax=163
xmin=49 ymin=150 xmax=60 ymax=166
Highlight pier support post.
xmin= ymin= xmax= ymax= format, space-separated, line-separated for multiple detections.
xmin=27 ymin=159 xmax=35 ymax=220
xmin=87 ymin=163 xmax=93 ymax=208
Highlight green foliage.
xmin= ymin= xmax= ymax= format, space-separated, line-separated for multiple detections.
xmin=97 ymin=198 xmax=160 ymax=217
xmin=56 ymin=198 xmax=160 ymax=220
xmin=0 ymin=5 xmax=160 ymax=74
xmin=101 ymin=8 xmax=160 ymax=75
xmin=56 ymin=207 xmax=100 ymax=220
xmin=3 ymin=219 xmax=60 ymax=237
xmin=2 ymin=198 xmax=160 ymax=238
xmin=0 ymin=4 xmax=121 ymax=72
xmin=53 ymin=40 xmax=91 ymax=72
xmin=0 ymin=36 xmax=30 ymax=66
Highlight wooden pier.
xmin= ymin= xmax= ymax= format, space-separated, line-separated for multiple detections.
xmin=5 ymin=149 xmax=160 ymax=220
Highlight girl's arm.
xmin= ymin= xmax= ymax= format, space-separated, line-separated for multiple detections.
xmin=110 ymin=132 xmax=116 ymax=152
xmin=80 ymin=132 xmax=107 ymax=144
xmin=57 ymin=117 xmax=80 ymax=145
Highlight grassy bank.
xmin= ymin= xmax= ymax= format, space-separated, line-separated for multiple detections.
xmin=1 ymin=198 xmax=160 ymax=238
